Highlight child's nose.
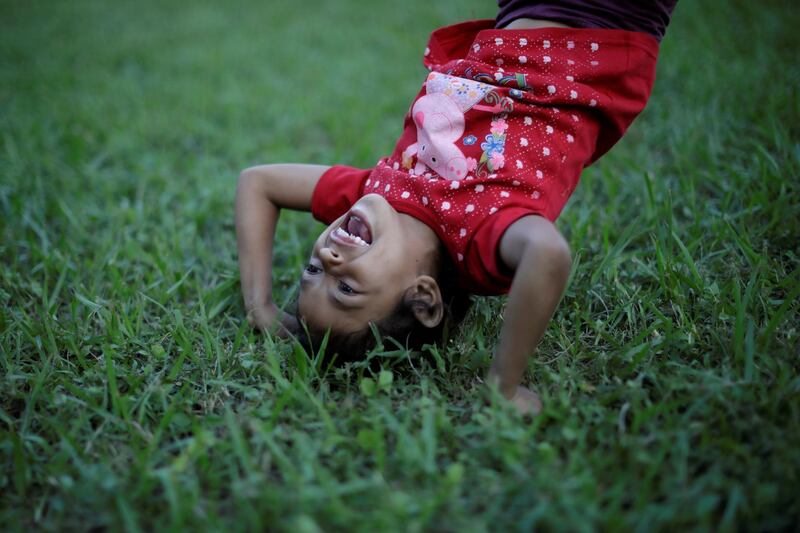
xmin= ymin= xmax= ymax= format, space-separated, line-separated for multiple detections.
xmin=319 ymin=247 xmax=343 ymax=268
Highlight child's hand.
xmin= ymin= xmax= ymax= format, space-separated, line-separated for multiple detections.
xmin=246 ymin=303 xmax=296 ymax=338
xmin=246 ymin=303 xmax=278 ymax=329
xmin=484 ymin=375 xmax=543 ymax=417
xmin=509 ymin=386 xmax=542 ymax=417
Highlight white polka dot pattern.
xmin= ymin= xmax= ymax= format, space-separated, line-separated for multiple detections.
xmin=331 ymin=22 xmax=659 ymax=292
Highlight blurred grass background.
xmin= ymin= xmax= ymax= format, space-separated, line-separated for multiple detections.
xmin=1 ymin=0 xmax=799 ymax=530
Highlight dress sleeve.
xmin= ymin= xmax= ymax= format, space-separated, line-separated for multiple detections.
xmin=310 ymin=165 xmax=372 ymax=224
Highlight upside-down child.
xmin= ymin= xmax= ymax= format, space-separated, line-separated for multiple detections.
xmin=236 ymin=1 xmax=677 ymax=415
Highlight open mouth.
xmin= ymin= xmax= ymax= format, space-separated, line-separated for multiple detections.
xmin=332 ymin=212 xmax=373 ymax=247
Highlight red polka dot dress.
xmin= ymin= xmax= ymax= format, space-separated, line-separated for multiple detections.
xmin=312 ymin=19 xmax=660 ymax=294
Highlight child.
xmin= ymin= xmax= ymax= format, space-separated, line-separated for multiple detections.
xmin=236 ymin=2 xmax=676 ymax=415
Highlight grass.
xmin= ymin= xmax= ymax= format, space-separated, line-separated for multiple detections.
xmin=1 ymin=0 xmax=799 ymax=530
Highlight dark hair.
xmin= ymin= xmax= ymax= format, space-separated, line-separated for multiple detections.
xmin=292 ymin=244 xmax=472 ymax=361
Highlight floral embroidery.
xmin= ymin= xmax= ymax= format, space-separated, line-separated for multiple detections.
xmin=489 ymin=152 xmax=505 ymax=169
xmin=481 ymin=134 xmax=503 ymax=155
xmin=477 ymin=115 xmax=508 ymax=173
xmin=490 ymin=118 xmax=508 ymax=136
xmin=465 ymin=67 xmax=530 ymax=91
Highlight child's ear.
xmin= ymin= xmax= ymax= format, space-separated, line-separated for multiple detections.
xmin=404 ymin=275 xmax=444 ymax=328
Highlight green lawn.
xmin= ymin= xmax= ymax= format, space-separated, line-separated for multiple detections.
xmin=2 ymin=0 xmax=799 ymax=530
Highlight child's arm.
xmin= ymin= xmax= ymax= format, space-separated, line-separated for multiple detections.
xmin=235 ymin=163 xmax=329 ymax=334
xmin=488 ymin=215 xmax=572 ymax=415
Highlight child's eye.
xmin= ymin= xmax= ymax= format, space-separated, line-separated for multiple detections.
xmin=338 ymin=281 xmax=355 ymax=294
xmin=305 ymin=264 xmax=322 ymax=274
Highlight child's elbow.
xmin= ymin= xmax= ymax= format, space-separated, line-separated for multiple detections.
xmin=237 ymin=167 xmax=257 ymax=194
xmin=238 ymin=165 xmax=266 ymax=188
xmin=501 ymin=216 xmax=571 ymax=276
xmin=527 ymin=231 xmax=572 ymax=281
xmin=237 ymin=165 xmax=278 ymax=197
xmin=548 ymin=233 xmax=572 ymax=272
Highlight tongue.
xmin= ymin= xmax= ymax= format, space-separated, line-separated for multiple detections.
xmin=347 ymin=217 xmax=372 ymax=243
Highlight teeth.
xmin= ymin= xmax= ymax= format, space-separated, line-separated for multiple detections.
xmin=335 ymin=226 xmax=369 ymax=246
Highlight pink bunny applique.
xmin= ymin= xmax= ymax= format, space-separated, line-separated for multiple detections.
xmin=404 ymin=93 xmax=467 ymax=180
xmin=403 ymin=72 xmax=494 ymax=181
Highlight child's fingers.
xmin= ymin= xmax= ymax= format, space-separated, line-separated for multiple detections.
xmin=246 ymin=304 xmax=279 ymax=331
xmin=511 ymin=386 xmax=542 ymax=417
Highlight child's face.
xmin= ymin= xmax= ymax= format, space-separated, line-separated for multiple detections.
xmin=298 ymin=194 xmax=437 ymax=334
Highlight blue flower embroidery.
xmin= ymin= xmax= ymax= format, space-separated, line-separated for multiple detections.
xmin=510 ymin=88 xmax=523 ymax=98
xmin=463 ymin=135 xmax=477 ymax=146
xmin=481 ymin=134 xmax=504 ymax=156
